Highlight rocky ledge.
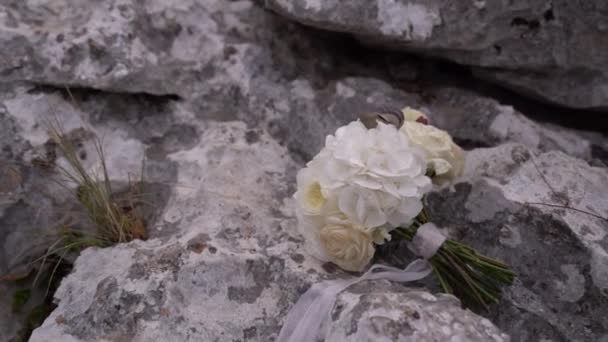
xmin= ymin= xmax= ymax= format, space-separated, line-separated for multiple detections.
xmin=1 ymin=0 xmax=607 ymax=341
xmin=265 ymin=0 xmax=608 ymax=109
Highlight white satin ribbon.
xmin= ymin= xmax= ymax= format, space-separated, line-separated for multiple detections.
xmin=407 ymin=223 xmax=446 ymax=260
xmin=277 ymin=223 xmax=446 ymax=342
xmin=277 ymin=259 xmax=433 ymax=342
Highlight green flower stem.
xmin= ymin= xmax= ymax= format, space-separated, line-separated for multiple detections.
xmin=391 ymin=219 xmax=516 ymax=309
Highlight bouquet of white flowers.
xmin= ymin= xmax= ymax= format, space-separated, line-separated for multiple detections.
xmin=294 ymin=107 xmax=515 ymax=309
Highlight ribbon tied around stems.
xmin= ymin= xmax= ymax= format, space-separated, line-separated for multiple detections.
xmin=407 ymin=222 xmax=446 ymax=260
xmin=277 ymin=223 xmax=446 ymax=342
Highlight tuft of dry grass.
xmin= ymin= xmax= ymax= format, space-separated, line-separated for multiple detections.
xmin=1 ymin=92 xmax=151 ymax=340
xmin=26 ymin=121 xmax=149 ymax=291
xmin=47 ymin=121 xmax=148 ymax=247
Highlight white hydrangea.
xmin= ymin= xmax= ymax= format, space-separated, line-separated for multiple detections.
xmin=318 ymin=121 xmax=431 ymax=200
xmin=294 ymin=120 xmax=431 ymax=271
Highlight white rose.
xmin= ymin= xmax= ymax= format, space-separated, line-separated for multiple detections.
xmin=401 ymin=107 xmax=429 ymax=124
xmin=400 ymin=121 xmax=465 ymax=184
xmin=319 ymin=219 xmax=375 ymax=272
xmin=297 ymin=210 xmax=392 ymax=271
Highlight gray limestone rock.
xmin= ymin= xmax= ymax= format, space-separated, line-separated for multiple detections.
xmin=1 ymin=0 xmax=604 ymax=157
xmin=0 ymin=0 xmax=247 ymax=98
xmin=265 ymin=0 xmax=608 ymax=109
xmin=0 ymin=0 xmax=607 ymax=341
xmin=424 ymin=87 xmax=607 ymax=163
xmin=23 ymin=116 xmax=508 ymax=341
xmin=25 ymin=116 xmax=322 ymax=341
xmin=327 ymin=282 xmax=509 ymax=341
xmin=30 ymin=113 xmax=508 ymax=342
xmin=0 ymin=84 xmax=179 ymax=341
xmin=424 ymin=143 xmax=608 ymax=341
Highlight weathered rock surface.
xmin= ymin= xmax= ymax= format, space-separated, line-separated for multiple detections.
xmin=0 ymin=84 xmax=179 ymax=340
xmin=24 ymin=116 xmax=507 ymax=341
xmin=424 ymin=87 xmax=608 ymax=166
xmin=28 ymin=119 xmax=322 ymax=341
xmin=0 ymin=82 xmax=498 ymax=341
xmin=0 ymin=0 xmax=607 ymax=341
xmin=1 ymin=0 xmax=605 ymax=158
xmin=328 ymin=281 xmax=509 ymax=341
xmin=265 ymin=0 xmax=608 ymax=109
xmin=0 ymin=0 xmax=247 ymax=97
xmin=425 ymin=143 xmax=608 ymax=341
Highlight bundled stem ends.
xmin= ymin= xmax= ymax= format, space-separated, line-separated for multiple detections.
xmin=393 ymin=213 xmax=516 ymax=310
